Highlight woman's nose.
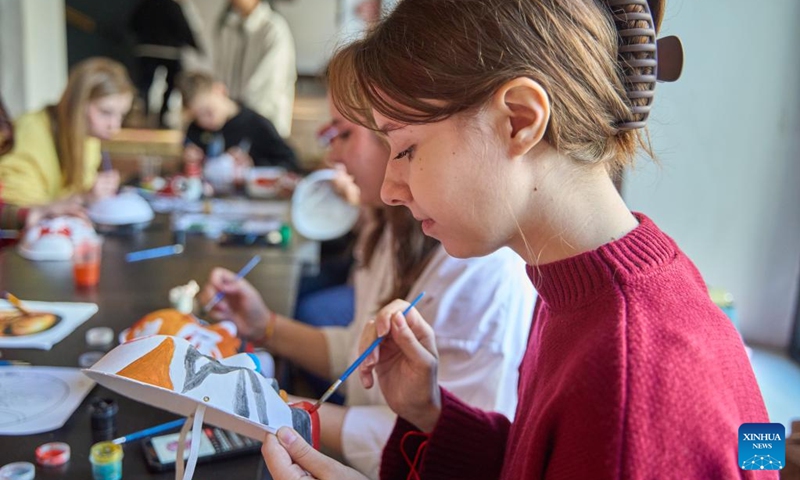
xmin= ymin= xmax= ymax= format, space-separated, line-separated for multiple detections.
xmin=380 ymin=161 xmax=411 ymax=206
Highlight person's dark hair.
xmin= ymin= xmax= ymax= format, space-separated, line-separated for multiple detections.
xmin=0 ymin=97 xmax=14 ymax=156
xmin=329 ymin=0 xmax=668 ymax=174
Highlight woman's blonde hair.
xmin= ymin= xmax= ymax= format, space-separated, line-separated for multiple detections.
xmin=53 ymin=57 xmax=134 ymax=188
xmin=329 ymin=0 xmax=666 ymax=174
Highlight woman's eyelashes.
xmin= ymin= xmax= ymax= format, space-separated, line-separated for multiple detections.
xmin=331 ymin=130 xmax=351 ymax=144
xmin=393 ymin=145 xmax=415 ymax=161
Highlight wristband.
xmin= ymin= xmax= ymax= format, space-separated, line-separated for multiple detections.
xmin=262 ymin=310 xmax=277 ymax=343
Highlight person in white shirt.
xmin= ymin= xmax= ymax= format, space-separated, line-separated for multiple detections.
xmin=211 ymin=0 xmax=296 ymax=137
xmin=200 ymin=98 xmax=535 ymax=479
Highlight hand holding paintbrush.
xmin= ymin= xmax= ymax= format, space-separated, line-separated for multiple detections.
xmin=311 ymin=292 xmax=426 ymax=412
xmin=202 ymin=255 xmax=262 ymax=314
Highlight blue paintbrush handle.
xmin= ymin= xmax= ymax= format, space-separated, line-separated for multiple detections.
xmin=126 ymin=244 xmax=184 ymax=262
xmin=313 ymin=291 xmax=426 ymax=411
xmin=203 ymin=255 xmax=261 ymax=312
xmin=113 ymin=418 xmax=186 ymax=444
xmin=338 ymin=291 xmax=426 ymax=383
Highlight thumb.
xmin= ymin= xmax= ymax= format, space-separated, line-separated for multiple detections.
xmin=275 ymin=427 xmax=342 ymax=478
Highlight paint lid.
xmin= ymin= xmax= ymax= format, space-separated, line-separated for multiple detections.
xmin=0 ymin=462 xmax=35 ymax=480
xmin=89 ymin=441 xmax=123 ymax=465
xmin=35 ymin=442 xmax=71 ymax=467
xmin=86 ymin=327 xmax=115 ymax=348
xmin=79 ymin=351 xmax=106 ymax=368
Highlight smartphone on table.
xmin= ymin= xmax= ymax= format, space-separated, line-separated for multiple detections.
xmin=142 ymin=426 xmax=261 ymax=472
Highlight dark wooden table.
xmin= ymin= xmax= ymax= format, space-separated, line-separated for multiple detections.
xmin=0 ymin=213 xmax=318 ymax=479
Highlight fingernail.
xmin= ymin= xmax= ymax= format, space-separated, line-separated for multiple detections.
xmin=376 ymin=321 xmax=389 ymax=337
xmin=392 ymin=311 xmax=404 ymax=328
xmin=277 ymin=427 xmax=296 ymax=446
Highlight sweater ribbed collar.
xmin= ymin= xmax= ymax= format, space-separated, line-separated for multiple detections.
xmin=526 ymin=213 xmax=678 ymax=311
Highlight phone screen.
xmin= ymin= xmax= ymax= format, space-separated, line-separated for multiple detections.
xmin=150 ymin=431 xmax=216 ymax=464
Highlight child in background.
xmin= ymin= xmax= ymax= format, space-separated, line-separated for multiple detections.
xmin=177 ymin=71 xmax=301 ymax=175
xmin=0 ymin=58 xmax=131 ymax=207
xmin=263 ymin=0 xmax=773 ymax=479
xmin=200 ymin=96 xmax=535 ymax=479
xmin=0 ymin=97 xmax=86 ymax=238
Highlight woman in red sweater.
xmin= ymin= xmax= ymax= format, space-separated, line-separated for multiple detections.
xmin=262 ymin=0 xmax=775 ymax=479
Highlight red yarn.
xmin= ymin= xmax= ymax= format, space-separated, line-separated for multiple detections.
xmin=400 ymin=431 xmax=430 ymax=480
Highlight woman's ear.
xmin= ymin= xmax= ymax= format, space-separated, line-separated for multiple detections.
xmin=491 ymin=77 xmax=550 ymax=158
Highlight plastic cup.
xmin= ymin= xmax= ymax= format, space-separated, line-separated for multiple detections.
xmin=139 ymin=156 xmax=162 ymax=188
xmin=73 ymin=237 xmax=103 ymax=288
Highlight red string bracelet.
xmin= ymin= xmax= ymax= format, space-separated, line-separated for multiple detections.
xmin=400 ymin=431 xmax=431 ymax=480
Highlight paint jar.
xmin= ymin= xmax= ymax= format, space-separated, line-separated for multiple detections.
xmin=86 ymin=327 xmax=115 ymax=351
xmin=0 ymin=461 xmax=35 ymax=480
xmin=90 ymin=398 xmax=118 ymax=442
xmin=35 ymin=442 xmax=71 ymax=467
xmin=89 ymin=441 xmax=123 ymax=480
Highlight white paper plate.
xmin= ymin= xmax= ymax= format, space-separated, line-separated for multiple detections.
xmin=291 ymin=169 xmax=359 ymax=240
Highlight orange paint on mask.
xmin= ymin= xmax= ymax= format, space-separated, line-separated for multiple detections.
xmin=117 ymin=336 xmax=175 ymax=390
xmin=124 ymin=309 xmax=241 ymax=358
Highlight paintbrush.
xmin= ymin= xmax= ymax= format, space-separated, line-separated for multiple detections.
xmin=1 ymin=292 xmax=31 ymax=315
xmin=311 ymin=291 xmax=426 ymax=412
xmin=202 ymin=255 xmax=262 ymax=314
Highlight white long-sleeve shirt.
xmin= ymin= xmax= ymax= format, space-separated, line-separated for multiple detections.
xmin=213 ymin=3 xmax=296 ymax=137
xmin=322 ymin=228 xmax=536 ymax=479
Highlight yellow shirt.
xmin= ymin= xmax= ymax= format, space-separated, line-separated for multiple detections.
xmin=0 ymin=109 xmax=100 ymax=206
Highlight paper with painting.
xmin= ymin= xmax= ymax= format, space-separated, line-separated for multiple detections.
xmin=0 ymin=300 xmax=98 ymax=350
xmin=85 ymin=335 xmax=316 ymax=480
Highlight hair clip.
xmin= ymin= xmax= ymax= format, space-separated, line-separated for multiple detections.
xmin=606 ymin=0 xmax=684 ymax=130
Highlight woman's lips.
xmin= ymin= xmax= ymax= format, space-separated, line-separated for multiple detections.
xmin=421 ymin=218 xmax=435 ymax=234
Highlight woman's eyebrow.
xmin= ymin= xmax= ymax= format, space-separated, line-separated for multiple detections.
xmin=377 ymin=122 xmax=407 ymax=136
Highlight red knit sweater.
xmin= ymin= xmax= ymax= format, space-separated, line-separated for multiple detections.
xmin=381 ymin=214 xmax=774 ymax=479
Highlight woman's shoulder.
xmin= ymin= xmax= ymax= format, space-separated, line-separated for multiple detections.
xmin=13 ymin=109 xmax=51 ymax=134
xmin=4 ymin=109 xmax=55 ymax=163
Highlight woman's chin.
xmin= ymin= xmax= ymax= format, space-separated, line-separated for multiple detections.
xmin=439 ymin=238 xmax=495 ymax=260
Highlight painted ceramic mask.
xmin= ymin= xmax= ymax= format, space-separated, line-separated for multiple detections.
xmin=18 ymin=216 xmax=98 ymax=261
xmin=85 ymin=335 xmax=318 ymax=480
xmin=120 ymin=309 xmax=240 ymax=359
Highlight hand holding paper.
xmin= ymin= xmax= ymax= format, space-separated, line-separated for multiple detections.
xmin=263 ymin=427 xmax=367 ymax=480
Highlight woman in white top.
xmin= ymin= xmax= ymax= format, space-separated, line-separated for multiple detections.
xmin=200 ymin=98 xmax=535 ymax=479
